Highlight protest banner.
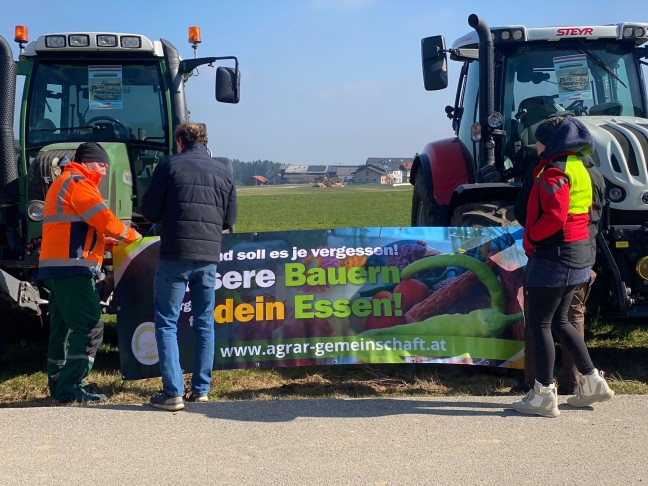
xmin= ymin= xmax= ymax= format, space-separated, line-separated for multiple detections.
xmin=113 ymin=226 xmax=527 ymax=380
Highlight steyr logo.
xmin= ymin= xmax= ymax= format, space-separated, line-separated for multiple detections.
xmin=556 ymin=27 xmax=594 ymax=36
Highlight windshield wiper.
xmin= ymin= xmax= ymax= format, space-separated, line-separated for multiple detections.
xmin=577 ymin=40 xmax=627 ymax=88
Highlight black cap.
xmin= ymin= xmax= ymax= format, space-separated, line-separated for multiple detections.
xmin=74 ymin=142 xmax=110 ymax=165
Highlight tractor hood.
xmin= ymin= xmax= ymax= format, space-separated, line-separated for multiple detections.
xmin=577 ymin=117 xmax=648 ymax=217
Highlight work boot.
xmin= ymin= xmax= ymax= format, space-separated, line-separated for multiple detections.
xmin=512 ymin=380 xmax=559 ymax=418
xmin=566 ymin=369 xmax=614 ymax=408
xmin=57 ymin=392 xmax=107 ymax=404
xmin=48 ymin=372 xmax=60 ymax=397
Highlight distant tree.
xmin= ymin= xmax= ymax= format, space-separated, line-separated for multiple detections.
xmin=231 ymin=159 xmax=283 ymax=185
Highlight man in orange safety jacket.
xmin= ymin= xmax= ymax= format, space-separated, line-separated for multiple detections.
xmin=39 ymin=142 xmax=141 ymax=403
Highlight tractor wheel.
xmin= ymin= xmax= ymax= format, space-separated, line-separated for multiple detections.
xmin=450 ymin=201 xmax=518 ymax=228
xmin=0 ymin=300 xmax=49 ymax=345
xmin=411 ymin=167 xmax=447 ymax=226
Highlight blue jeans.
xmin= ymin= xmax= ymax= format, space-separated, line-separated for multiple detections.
xmin=154 ymin=259 xmax=217 ymax=396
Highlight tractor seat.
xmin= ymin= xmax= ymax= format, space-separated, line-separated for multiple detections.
xmin=517 ymin=96 xmax=560 ymax=146
xmin=33 ymin=118 xmax=57 ymax=142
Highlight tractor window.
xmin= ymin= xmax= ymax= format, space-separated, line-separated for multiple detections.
xmin=502 ymin=42 xmax=646 ymax=163
xmin=26 ymin=61 xmax=168 ymax=148
xmin=457 ymin=60 xmax=480 ymax=160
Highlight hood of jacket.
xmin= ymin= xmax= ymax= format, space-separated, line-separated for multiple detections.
xmin=539 ymin=115 xmax=593 ymax=160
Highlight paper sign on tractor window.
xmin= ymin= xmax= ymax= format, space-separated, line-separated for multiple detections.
xmin=88 ymin=65 xmax=123 ymax=110
xmin=554 ymin=54 xmax=593 ymax=104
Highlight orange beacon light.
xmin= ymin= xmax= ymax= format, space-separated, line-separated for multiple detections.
xmin=188 ymin=26 xmax=202 ymax=45
xmin=15 ymin=25 xmax=29 ymax=44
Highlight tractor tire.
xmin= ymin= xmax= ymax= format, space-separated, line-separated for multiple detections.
xmin=450 ymin=201 xmax=518 ymax=228
xmin=411 ymin=167 xmax=447 ymax=226
xmin=0 ymin=300 xmax=49 ymax=344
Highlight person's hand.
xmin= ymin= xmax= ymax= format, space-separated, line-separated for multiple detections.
xmin=104 ymin=237 xmax=118 ymax=252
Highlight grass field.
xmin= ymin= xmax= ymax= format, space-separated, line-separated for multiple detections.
xmin=2 ymin=183 xmax=647 ymax=407
xmin=235 ymin=184 xmax=412 ymax=232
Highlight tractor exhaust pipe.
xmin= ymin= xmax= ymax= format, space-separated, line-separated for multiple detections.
xmin=0 ymin=35 xmax=18 ymax=203
xmin=468 ymin=14 xmax=499 ymax=182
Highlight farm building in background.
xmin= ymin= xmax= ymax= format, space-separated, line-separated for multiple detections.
xmin=282 ymin=165 xmax=328 ymax=184
xmin=353 ymin=158 xmax=412 ymax=184
xmin=327 ymin=165 xmax=363 ymax=183
xmin=243 ymin=175 xmax=268 ymax=186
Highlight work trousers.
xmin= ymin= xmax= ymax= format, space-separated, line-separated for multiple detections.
xmin=46 ymin=275 xmax=104 ymax=402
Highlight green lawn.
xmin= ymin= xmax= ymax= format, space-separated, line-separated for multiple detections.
xmin=235 ymin=184 xmax=412 ymax=232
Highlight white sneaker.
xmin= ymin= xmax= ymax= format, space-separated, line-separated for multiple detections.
xmin=512 ymin=380 xmax=559 ymax=418
xmin=566 ymin=369 xmax=614 ymax=408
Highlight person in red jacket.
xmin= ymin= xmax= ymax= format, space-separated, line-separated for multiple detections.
xmin=39 ymin=142 xmax=141 ymax=403
xmin=511 ymin=116 xmax=613 ymax=418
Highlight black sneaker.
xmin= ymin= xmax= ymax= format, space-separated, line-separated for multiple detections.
xmin=509 ymin=379 xmax=531 ymax=394
xmin=150 ymin=391 xmax=185 ymax=411
xmin=184 ymin=391 xmax=209 ymax=403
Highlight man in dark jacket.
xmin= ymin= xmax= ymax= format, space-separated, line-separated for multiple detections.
xmin=141 ymin=123 xmax=237 ymax=411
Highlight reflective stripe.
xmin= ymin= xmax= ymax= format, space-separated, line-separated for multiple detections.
xmin=44 ymin=213 xmax=84 ymax=223
xmin=537 ymin=176 xmax=568 ymax=194
xmin=67 ymin=355 xmax=95 ymax=363
xmin=56 ymin=176 xmax=75 ymax=215
xmin=39 ymin=258 xmax=101 ymax=272
xmin=119 ymin=226 xmax=129 ymax=240
xmin=82 ymin=202 xmax=107 ymax=221
xmin=47 ymin=358 xmax=66 ymax=365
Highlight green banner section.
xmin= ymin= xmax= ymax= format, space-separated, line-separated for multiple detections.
xmin=216 ymin=334 xmax=524 ymax=365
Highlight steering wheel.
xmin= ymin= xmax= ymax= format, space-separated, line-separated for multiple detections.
xmin=564 ymin=99 xmax=588 ymax=115
xmin=86 ymin=116 xmax=129 ymax=139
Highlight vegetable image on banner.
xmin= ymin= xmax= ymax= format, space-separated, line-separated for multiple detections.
xmin=113 ymin=227 xmax=527 ymax=380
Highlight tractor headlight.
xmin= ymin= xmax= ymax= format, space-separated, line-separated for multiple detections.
xmin=121 ymin=36 xmax=141 ymax=48
xmin=27 ymin=200 xmax=45 ymax=222
xmin=45 ymin=35 xmax=65 ymax=48
xmin=487 ymin=112 xmax=503 ymax=129
xmin=68 ymin=34 xmax=89 ymax=47
xmin=97 ymin=35 xmax=117 ymax=47
xmin=608 ymin=187 xmax=625 ymax=202
xmin=636 ymin=256 xmax=648 ymax=280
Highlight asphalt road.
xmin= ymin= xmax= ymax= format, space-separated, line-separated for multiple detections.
xmin=1 ymin=395 xmax=646 ymax=485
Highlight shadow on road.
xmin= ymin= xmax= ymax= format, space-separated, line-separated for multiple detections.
xmin=83 ymin=396 xmax=519 ymax=420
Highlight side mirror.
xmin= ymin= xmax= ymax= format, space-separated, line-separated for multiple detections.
xmin=421 ymin=35 xmax=448 ymax=91
xmin=216 ymin=66 xmax=240 ymax=104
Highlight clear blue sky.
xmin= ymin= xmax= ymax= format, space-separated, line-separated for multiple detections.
xmin=2 ymin=0 xmax=647 ymax=165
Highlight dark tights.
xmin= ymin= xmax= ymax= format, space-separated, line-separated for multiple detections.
xmin=525 ymin=286 xmax=595 ymax=386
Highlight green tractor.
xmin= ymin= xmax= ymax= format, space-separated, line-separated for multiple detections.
xmin=0 ymin=26 xmax=240 ymax=334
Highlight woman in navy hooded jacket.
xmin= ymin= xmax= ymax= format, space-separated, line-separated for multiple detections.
xmin=512 ymin=116 xmax=613 ymax=418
